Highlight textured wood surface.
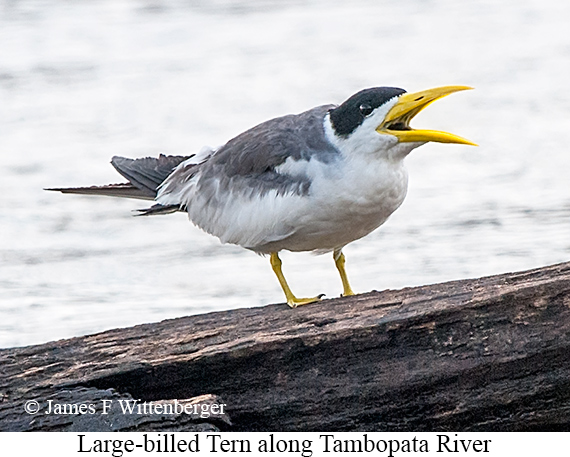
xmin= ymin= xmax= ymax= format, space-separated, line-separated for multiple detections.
xmin=1 ymin=261 xmax=570 ymax=431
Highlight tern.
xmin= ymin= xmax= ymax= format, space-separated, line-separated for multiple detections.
xmin=49 ymin=85 xmax=475 ymax=307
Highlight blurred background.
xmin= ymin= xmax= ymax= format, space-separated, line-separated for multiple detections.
xmin=1 ymin=0 xmax=569 ymax=348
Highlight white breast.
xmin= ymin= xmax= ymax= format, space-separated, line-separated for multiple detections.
xmin=258 ymin=151 xmax=409 ymax=253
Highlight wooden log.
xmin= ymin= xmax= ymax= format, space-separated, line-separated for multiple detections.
xmin=1 ymin=261 xmax=570 ymax=432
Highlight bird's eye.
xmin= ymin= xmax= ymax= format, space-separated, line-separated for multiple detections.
xmin=359 ymin=104 xmax=373 ymax=116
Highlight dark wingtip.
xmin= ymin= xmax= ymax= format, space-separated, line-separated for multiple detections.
xmin=134 ymin=203 xmax=181 ymax=216
xmin=44 ymin=187 xmax=79 ymax=193
xmin=44 ymin=183 xmax=156 ymax=200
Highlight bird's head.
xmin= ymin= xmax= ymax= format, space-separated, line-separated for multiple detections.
xmin=328 ymin=86 xmax=476 ymax=158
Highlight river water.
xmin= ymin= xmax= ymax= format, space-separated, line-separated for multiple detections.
xmin=1 ymin=0 xmax=569 ymax=348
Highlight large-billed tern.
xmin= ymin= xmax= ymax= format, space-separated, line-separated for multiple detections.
xmin=49 ymin=85 xmax=475 ymax=307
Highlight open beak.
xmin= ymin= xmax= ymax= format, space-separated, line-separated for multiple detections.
xmin=376 ymin=86 xmax=477 ymax=146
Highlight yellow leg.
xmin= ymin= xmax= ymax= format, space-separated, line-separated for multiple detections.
xmin=270 ymin=252 xmax=322 ymax=308
xmin=334 ymin=249 xmax=355 ymax=297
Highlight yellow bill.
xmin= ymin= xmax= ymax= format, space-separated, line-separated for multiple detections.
xmin=376 ymin=86 xmax=477 ymax=146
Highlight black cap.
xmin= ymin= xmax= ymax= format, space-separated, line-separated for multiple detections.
xmin=329 ymin=87 xmax=406 ymax=137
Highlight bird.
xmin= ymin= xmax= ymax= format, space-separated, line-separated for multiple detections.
xmin=48 ymin=85 xmax=475 ymax=308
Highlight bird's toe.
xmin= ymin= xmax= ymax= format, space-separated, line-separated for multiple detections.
xmin=287 ymin=294 xmax=324 ymax=308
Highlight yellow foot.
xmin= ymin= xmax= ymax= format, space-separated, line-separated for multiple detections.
xmin=341 ymin=289 xmax=355 ymax=298
xmin=270 ymin=252 xmax=326 ymax=309
xmin=286 ymin=294 xmax=325 ymax=308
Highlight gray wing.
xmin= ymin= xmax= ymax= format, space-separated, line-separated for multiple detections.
xmin=190 ymin=104 xmax=339 ymax=200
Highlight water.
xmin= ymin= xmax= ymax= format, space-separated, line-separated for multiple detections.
xmin=1 ymin=0 xmax=569 ymax=348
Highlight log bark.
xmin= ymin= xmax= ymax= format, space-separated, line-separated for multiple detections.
xmin=1 ymin=261 xmax=570 ymax=432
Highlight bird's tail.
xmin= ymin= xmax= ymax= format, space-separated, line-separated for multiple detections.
xmin=46 ymin=154 xmax=192 ymax=215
